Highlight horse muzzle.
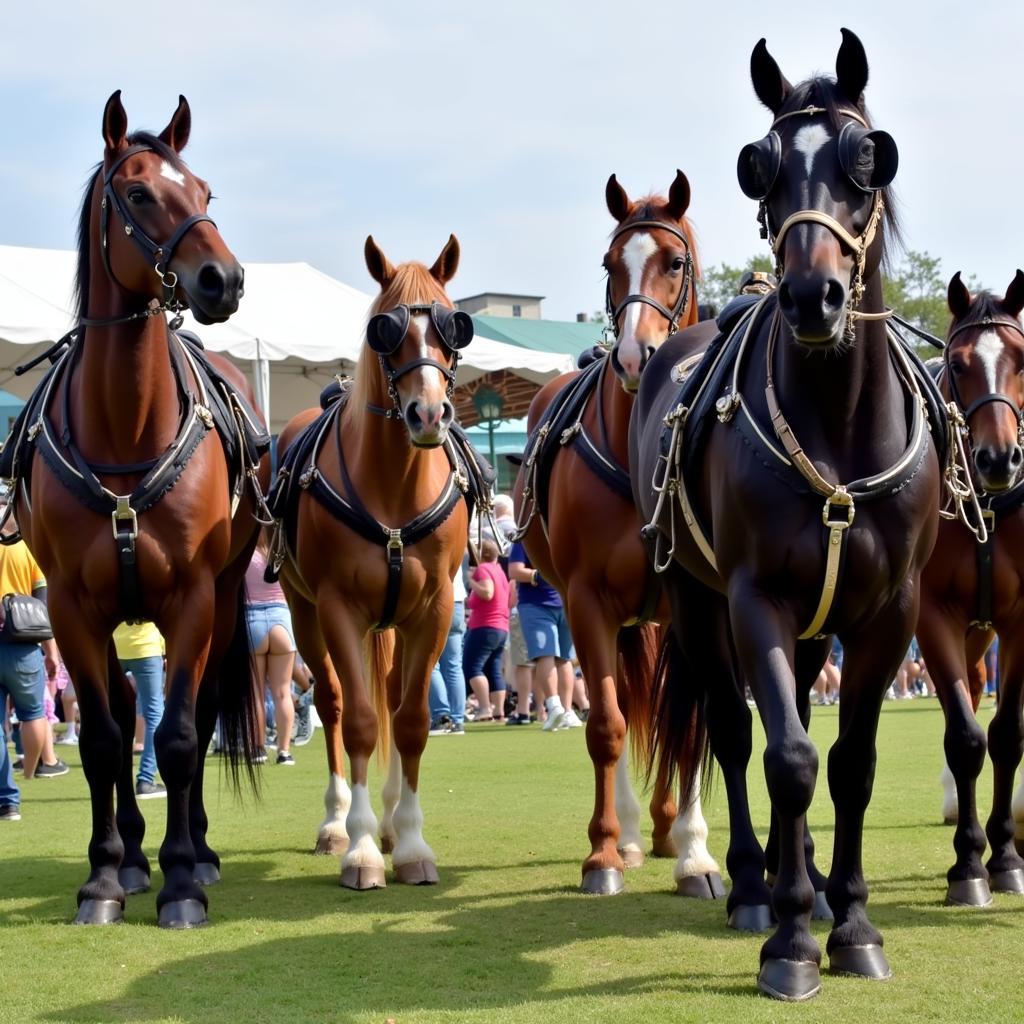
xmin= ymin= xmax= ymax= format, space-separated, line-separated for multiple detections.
xmin=181 ymin=260 xmax=244 ymax=324
xmin=974 ymin=443 xmax=1024 ymax=493
xmin=778 ymin=271 xmax=846 ymax=346
xmin=405 ymin=398 xmax=455 ymax=448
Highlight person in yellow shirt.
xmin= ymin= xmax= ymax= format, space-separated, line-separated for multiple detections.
xmin=112 ymin=622 xmax=166 ymax=799
xmin=0 ymin=495 xmax=66 ymax=822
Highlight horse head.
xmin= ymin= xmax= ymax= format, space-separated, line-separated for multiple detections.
xmin=603 ymin=170 xmax=697 ymax=391
xmin=737 ymin=29 xmax=898 ymax=346
xmin=363 ymin=235 xmax=473 ymax=447
xmin=88 ymin=91 xmax=243 ymax=325
xmin=945 ymin=271 xmax=1024 ymax=492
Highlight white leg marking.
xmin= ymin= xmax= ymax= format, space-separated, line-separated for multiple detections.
xmin=1011 ymin=764 xmax=1024 ymax=840
xmin=392 ymin=777 xmax=436 ymax=867
xmin=342 ymin=782 xmax=385 ymax=870
xmin=974 ymin=330 xmax=1004 ymax=394
xmin=380 ymin=742 xmax=402 ymax=847
xmin=615 ymin=752 xmax=644 ymax=857
xmin=317 ymin=772 xmax=351 ymax=845
xmin=940 ymin=760 xmax=959 ymax=823
xmin=672 ymin=765 xmax=720 ymax=881
xmin=793 ymin=124 xmax=831 ymax=178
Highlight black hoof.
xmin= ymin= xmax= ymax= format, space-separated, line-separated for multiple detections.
xmin=945 ymin=877 xmax=993 ymax=907
xmin=677 ymin=872 xmax=726 ymax=899
xmin=74 ymin=899 xmax=124 ymax=925
xmin=581 ymin=868 xmax=624 ymax=895
xmin=990 ymin=867 xmax=1024 ymax=894
xmin=812 ymin=891 xmax=833 ymax=921
xmin=118 ymin=867 xmax=150 ymax=895
xmin=193 ymin=862 xmax=221 ymax=887
xmin=728 ymin=903 xmax=773 ymax=932
xmin=829 ymin=944 xmax=892 ymax=980
xmin=757 ymin=959 xmax=821 ymax=1001
xmin=158 ymin=898 xmax=208 ymax=929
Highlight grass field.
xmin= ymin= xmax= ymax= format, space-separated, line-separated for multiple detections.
xmin=1 ymin=698 xmax=1021 ymax=1024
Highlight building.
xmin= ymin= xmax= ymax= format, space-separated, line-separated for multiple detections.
xmin=455 ymin=292 xmax=544 ymax=320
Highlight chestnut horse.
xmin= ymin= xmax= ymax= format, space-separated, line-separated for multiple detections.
xmin=4 ymin=93 xmax=264 ymax=927
xmin=917 ymin=271 xmax=1024 ymax=906
xmin=268 ymin=236 xmax=481 ymax=888
xmin=513 ymin=172 xmax=724 ymax=897
xmin=632 ymin=31 xmax=943 ymax=999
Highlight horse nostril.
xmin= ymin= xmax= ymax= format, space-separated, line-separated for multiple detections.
xmin=1010 ymin=445 xmax=1023 ymax=471
xmin=778 ymin=281 xmax=795 ymax=315
xmin=975 ymin=447 xmax=994 ymax=474
xmin=197 ymin=262 xmax=227 ymax=299
xmin=824 ymin=278 xmax=845 ymax=313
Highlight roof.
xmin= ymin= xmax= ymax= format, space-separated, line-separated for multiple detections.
xmin=456 ymin=291 xmax=545 ymax=303
xmin=471 ymin=314 xmax=605 ymax=358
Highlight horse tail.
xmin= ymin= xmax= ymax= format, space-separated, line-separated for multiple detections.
xmin=617 ymin=622 xmax=663 ymax=772
xmin=645 ymin=627 xmax=711 ymax=805
xmin=366 ymin=629 xmax=395 ymax=765
xmin=219 ymin=579 xmax=262 ymax=795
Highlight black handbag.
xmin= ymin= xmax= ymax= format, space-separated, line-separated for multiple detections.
xmin=0 ymin=592 xmax=53 ymax=643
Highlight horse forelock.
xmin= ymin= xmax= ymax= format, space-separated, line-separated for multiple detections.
xmin=611 ymin=195 xmax=702 ymax=280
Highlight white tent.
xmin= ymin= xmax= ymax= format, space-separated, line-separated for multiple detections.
xmin=0 ymin=244 xmax=573 ymax=431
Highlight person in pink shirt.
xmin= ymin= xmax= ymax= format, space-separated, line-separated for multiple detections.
xmin=463 ymin=539 xmax=511 ymax=722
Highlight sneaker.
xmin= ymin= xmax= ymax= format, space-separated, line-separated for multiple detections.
xmin=0 ymin=804 xmax=21 ymax=822
xmin=251 ymin=748 xmax=268 ymax=765
xmin=542 ymin=700 xmax=566 ymax=732
xmin=429 ymin=716 xmax=453 ymax=736
xmin=34 ymin=759 xmax=69 ymax=779
xmin=135 ymin=780 xmax=167 ymax=799
xmin=292 ymin=705 xmax=314 ymax=746
xmin=506 ymin=713 xmax=531 ymax=726
xmin=276 ymin=751 xmax=295 ymax=766
xmin=561 ymin=709 xmax=584 ymax=729
xmin=446 ymin=721 xmax=465 ymax=735
xmin=13 ymin=758 xmax=24 ymax=772
xmin=55 ymin=731 xmax=79 ymax=746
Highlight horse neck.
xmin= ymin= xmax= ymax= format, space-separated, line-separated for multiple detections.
xmin=71 ymin=272 xmax=181 ymax=462
xmin=596 ymin=361 xmax=634 ymax=468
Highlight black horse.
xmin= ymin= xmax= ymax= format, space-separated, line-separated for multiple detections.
xmin=631 ymin=30 xmax=942 ymax=1000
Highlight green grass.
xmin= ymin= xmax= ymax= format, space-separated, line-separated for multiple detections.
xmin=1 ymin=699 xmax=1021 ymax=1024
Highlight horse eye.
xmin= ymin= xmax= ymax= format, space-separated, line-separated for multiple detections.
xmin=127 ymin=187 xmax=151 ymax=205
xmin=950 ymin=360 xmax=966 ymax=377
xmin=670 ymin=256 xmax=686 ymax=272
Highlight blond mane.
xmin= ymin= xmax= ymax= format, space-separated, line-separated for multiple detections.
xmin=346 ymin=261 xmax=453 ymax=423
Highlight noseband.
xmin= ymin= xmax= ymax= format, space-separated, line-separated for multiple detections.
xmin=100 ymin=143 xmax=216 ymax=310
xmin=945 ymin=316 xmax=1024 ymax=438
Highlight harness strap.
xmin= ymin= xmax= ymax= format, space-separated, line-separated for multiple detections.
xmin=973 ymin=509 xmax=996 ymax=630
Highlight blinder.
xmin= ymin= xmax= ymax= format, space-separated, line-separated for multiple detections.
xmin=737 ymin=132 xmax=782 ymax=201
xmin=837 ymin=122 xmax=898 ymax=193
xmin=366 ymin=301 xmax=474 ymax=356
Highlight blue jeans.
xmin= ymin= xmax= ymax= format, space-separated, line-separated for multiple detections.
xmin=121 ymin=656 xmax=165 ymax=785
xmin=0 ymin=643 xmax=46 ymax=809
xmin=429 ymin=602 xmax=466 ymax=725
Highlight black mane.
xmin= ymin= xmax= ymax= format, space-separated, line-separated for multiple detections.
xmin=73 ymin=131 xmax=187 ymax=321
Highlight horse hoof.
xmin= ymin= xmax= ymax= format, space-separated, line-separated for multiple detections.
xmin=757 ymin=959 xmax=821 ymax=1001
xmin=812 ymin=891 xmax=833 ymax=921
xmin=1015 ymin=837 xmax=1024 ymax=859
xmin=728 ymin=904 xmax=773 ymax=932
xmin=158 ymin=899 xmax=208 ymax=929
xmin=380 ymin=835 xmax=394 ymax=856
xmin=340 ymin=865 xmax=386 ymax=890
xmin=943 ymin=816 xmax=957 ymax=826
xmin=945 ymin=877 xmax=993 ymax=907
xmin=314 ymin=835 xmax=349 ymax=856
xmin=651 ymin=837 xmax=679 ymax=859
xmin=394 ymin=860 xmax=439 ymax=885
xmin=580 ymin=868 xmax=624 ymax=895
xmin=990 ymin=867 xmax=1024 ymax=894
xmin=74 ymin=899 xmax=123 ymax=925
xmin=193 ymin=862 xmax=221 ymax=887
xmin=618 ymin=847 xmax=644 ymax=869
xmin=118 ymin=867 xmax=150 ymax=895
xmin=829 ymin=944 xmax=891 ymax=980
xmin=677 ymin=872 xmax=726 ymax=900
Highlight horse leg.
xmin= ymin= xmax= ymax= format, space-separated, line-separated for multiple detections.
xmin=984 ymin=636 xmax=1024 ymax=893
xmin=154 ymin=590 xmax=215 ymax=928
xmin=671 ymin=762 xmax=725 ymax=900
xmin=109 ymin=649 xmax=151 ymax=895
xmin=379 ymin=634 xmax=404 ymax=856
xmin=649 ymin=769 xmax=679 ymax=859
xmin=566 ymin=592 xmax=627 ymax=894
xmin=614 ymin=753 xmax=645 ymax=869
xmin=284 ymin=584 xmax=351 ymax=855
xmin=917 ymin=608 xmax=991 ymax=905
xmin=1013 ymin=764 xmax=1024 ymax=857
xmin=728 ymin=587 xmax=821 ymax=1000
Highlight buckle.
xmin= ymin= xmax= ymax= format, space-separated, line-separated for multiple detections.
xmin=982 ymin=508 xmax=995 ymax=532
xmin=822 ymin=487 xmax=855 ymax=530
xmin=111 ymin=496 xmax=138 ymax=539
xmin=386 ymin=529 xmax=404 ymax=555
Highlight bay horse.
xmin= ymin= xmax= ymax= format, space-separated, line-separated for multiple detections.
xmin=513 ymin=172 xmax=725 ymax=898
xmin=631 ymin=30 xmax=943 ymax=999
xmin=917 ymin=271 xmax=1024 ymax=905
xmin=2 ymin=93 xmax=265 ymax=927
xmin=267 ymin=236 xmax=487 ymax=888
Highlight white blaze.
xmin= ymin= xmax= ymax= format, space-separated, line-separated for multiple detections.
xmin=620 ymin=233 xmax=658 ymax=342
xmin=160 ymin=160 xmax=186 ymax=186
xmin=974 ymin=330 xmax=1003 ymax=393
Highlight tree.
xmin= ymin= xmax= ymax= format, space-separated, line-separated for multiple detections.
xmin=697 ymin=254 xmax=774 ymax=313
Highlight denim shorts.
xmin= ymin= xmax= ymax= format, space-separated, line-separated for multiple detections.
xmin=245 ymin=602 xmax=296 ymax=651
xmin=463 ymin=627 xmax=508 ymax=690
xmin=0 ymin=643 xmax=46 ymax=721
xmin=517 ymin=602 xmax=575 ymax=662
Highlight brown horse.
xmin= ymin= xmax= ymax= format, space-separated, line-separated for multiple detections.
xmin=513 ymin=172 xmax=723 ymax=897
xmin=5 ymin=92 xmax=264 ymax=927
xmin=632 ymin=31 xmax=943 ymax=998
xmin=268 ymin=236 xmax=481 ymax=887
xmin=917 ymin=271 xmax=1024 ymax=905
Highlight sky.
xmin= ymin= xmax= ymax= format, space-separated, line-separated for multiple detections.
xmin=1 ymin=1 xmax=1021 ymax=322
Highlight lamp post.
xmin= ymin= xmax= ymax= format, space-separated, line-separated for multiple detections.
xmin=472 ymin=385 xmax=504 ymax=471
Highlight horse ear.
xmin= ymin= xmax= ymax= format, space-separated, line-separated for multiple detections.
xmin=750 ymin=38 xmax=792 ymax=114
xmin=364 ymin=235 xmax=396 ymax=287
xmin=1003 ymin=269 xmax=1024 ymax=318
xmin=430 ymin=234 xmax=460 ymax=284
xmin=102 ymin=90 xmax=128 ymax=153
xmin=665 ymin=169 xmax=691 ymax=221
xmin=836 ymin=28 xmax=869 ymax=104
xmin=606 ymin=174 xmax=631 ymax=223
xmin=948 ymin=272 xmax=972 ymax=321
xmin=159 ymin=94 xmax=191 ymax=153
